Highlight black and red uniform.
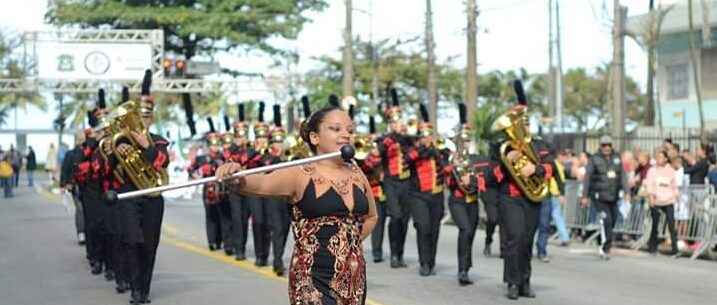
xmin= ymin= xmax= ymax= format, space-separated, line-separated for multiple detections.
xmin=189 ymin=150 xmax=232 ymax=253
xmin=474 ymin=155 xmax=502 ymax=256
xmin=245 ymin=148 xmax=283 ymax=266
xmin=107 ymin=133 xmax=169 ymax=301
xmin=223 ymin=143 xmax=251 ymax=260
xmin=485 ymin=140 xmax=554 ymax=292
xmin=358 ymin=151 xmax=386 ymax=262
xmin=74 ymin=136 xmax=111 ymax=276
xmin=405 ymin=144 xmax=448 ymax=275
xmin=445 ymin=155 xmax=481 ymax=277
xmin=375 ymin=132 xmax=414 ymax=267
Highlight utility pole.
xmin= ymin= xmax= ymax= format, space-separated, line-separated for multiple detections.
xmin=555 ymin=0 xmax=565 ymax=132
xmin=466 ymin=0 xmax=478 ymax=127
xmin=342 ymin=0 xmax=354 ymax=98
xmin=611 ymin=0 xmax=627 ymax=151
xmin=646 ymin=0 xmax=656 ymax=126
xmin=548 ymin=0 xmax=555 ymax=131
xmin=369 ymin=0 xmax=379 ymax=112
xmin=689 ymin=0 xmax=706 ymax=139
xmin=426 ymin=0 xmax=438 ymax=128
xmin=701 ymin=0 xmax=712 ymax=48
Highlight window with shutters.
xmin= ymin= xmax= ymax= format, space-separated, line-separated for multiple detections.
xmin=667 ymin=64 xmax=689 ymax=100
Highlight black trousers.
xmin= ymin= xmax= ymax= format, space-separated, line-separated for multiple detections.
xmin=594 ymin=200 xmax=618 ymax=253
xmin=229 ymin=193 xmax=250 ymax=255
xmin=481 ymin=187 xmax=502 ymax=251
xmin=448 ymin=197 xmax=479 ymax=271
xmin=82 ymin=189 xmax=109 ymax=266
xmin=649 ymin=205 xmax=678 ymax=254
xmin=204 ymin=199 xmax=232 ymax=248
xmin=383 ymin=177 xmax=412 ymax=258
xmin=267 ymin=197 xmax=291 ymax=267
xmin=499 ymin=195 xmax=539 ymax=286
xmin=247 ymin=196 xmax=271 ymax=260
xmin=108 ymin=203 xmax=128 ymax=286
xmin=371 ymin=201 xmax=388 ymax=259
xmin=410 ymin=191 xmax=444 ymax=267
xmin=120 ymin=196 xmax=164 ymax=295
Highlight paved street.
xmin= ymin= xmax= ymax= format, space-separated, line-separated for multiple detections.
xmin=1 ymin=182 xmax=716 ymax=305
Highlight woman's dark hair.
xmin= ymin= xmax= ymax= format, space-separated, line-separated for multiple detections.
xmin=300 ymin=106 xmax=343 ymax=153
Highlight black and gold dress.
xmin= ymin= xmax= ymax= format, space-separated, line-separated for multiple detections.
xmin=236 ymin=163 xmax=373 ymax=305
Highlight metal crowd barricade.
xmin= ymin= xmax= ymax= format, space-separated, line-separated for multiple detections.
xmin=643 ymin=185 xmax=716 ymax=259
xmin=562 ymin=180 xmax=600 ymax=238
xmin=560 ymin=180 xmax=717 ymax=260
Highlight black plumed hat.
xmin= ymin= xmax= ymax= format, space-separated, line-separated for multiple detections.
xmin=207 ymin=117 xmax=216 ymax=133
xmin=141 ymin=69 xmax=152 ymax=96
xmin=458 ymin=103 xmax=467 ymax=125
xmin=419 ymin=103 xmax=430 ymax=123
xmin=121 ymin=87 xmax=130 ymax=103
xmin=328 ymin=94 xmax=340 ymax=107
xmin=97 ymin=89 xmax=106 ymax=110
xmin=300 ymin=95 xmax=311 ymax=119
xmin=273 ymin=104 xmax=282 ymax=127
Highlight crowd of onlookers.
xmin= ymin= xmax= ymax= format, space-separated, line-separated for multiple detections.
xmin=549 ymin=138 xmax=717 ymax=256
xmin=0 ymin=144 xmax=40 ymax=198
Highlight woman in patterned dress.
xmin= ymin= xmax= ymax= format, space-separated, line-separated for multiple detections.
xmin=216 ymin=106 xmax=378 ymax=305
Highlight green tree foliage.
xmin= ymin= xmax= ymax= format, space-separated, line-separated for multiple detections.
xmin=47 ymin=0 xmax=328 ymax=61
xmin=0 ymin=30 xmax=46 ymax=127
xmin=561 ymin=65 xmax=644 ymax=132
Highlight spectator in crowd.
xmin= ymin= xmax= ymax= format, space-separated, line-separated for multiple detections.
xmin=25 ymin=146 xmax=36 ymax=187
xmin=9 ymin=145 xmax=22 ymax=188
xmin=535 ymin=146 xmax=571 ymax=263
xmin=45 ymin=143 xmax=58 ymax=183
xmin=0 ymin=153 xmax=13 ymax=197
xmin=572 ymin=152 xmax=590 ymax=181
xmin=644 ymin=150 xmax=679 ymax=257
xmin=60 ymin=131 xmax=86 ymax=244
xmin=707 ymin=164 xmax=717 ymax=189
xmin=672 ymin=155 xmax=689 ymax=247
xmin=683 ymin=145 xmax=710 ymax=185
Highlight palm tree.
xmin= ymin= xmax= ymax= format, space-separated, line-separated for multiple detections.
xmin=0 ymin=31 xmax=46 ymax=124
xmin=0 ymin=106 xmax=9 ymax=128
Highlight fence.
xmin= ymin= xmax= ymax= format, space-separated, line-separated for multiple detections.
xmin=560 ymin=180 xmax=717 ymax=260
xmin=543 ymin=133 xmax=705 ymax=155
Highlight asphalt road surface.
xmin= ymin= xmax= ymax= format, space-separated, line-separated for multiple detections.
xmin=1 ymin=183 xmax=715 ymax=305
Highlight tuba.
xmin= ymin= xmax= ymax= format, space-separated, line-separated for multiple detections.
xmin=100 ymin=101 xmax=169 ymax=194
xmin=491 ymin=105 xmax=548 ymax=203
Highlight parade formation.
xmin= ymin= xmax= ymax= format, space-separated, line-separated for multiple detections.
xmin=57 ymin=64 xmax=567 ymax=304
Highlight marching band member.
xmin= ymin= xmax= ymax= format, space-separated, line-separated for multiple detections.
xmin=375 ymin=88 xmax=413 ymax=269
xmin=266 ymin=104 xmax=291 ymax=276
xmin=358 ymin=116 xmax=387 ymax=263
xmin=105 ymin=70 xmax=170 ymax=304
xmin=190 ymin=118 xmax=232 ymax=255
xmin=486 ymin=81 xmax=553 ymax=300
xmin=226 ymin=103 xmax=252 ymax=261
xmin=445 ymin=103 xmax=480 ymax=285
xmin=405 ymin=104 xmax=447 ymax=276
xmin=74 ymin=98 xmax=110 ymax=278
xmin=215 ymin=104 xmax=378 ymax=305
xmin=245 ymin=101 xmax=272 ymax=267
